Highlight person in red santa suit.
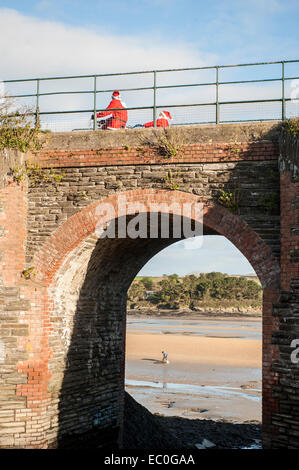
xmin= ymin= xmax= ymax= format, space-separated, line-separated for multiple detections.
xmin=143 ymin=110 xmax=172 ymax=128
xmin=96 ymin=90 xmax=128 ymax=130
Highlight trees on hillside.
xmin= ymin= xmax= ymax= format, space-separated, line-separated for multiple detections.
xmin=127 ymin=272 xmax=262 ymax=310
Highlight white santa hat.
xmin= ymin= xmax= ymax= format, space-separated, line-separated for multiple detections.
xmin=159 ymin=110 xmax=172 ymax=120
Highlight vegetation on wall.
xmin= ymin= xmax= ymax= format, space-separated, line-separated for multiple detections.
xmin=283 ymin=117 xmax=299 ymax=137
xmin=163 ymin=169 xmax=181 ymax=190
xmin=217 ymin=188 xmax=240 ymax=213
xmin=12 ymin=162 xmax=64 ymax=185
xmin=0 ymin=94 xmax=42 ymax=152
xmin=140 ymin=128 xmax=186 ymax=160
xmin=259 ymin=192 xmax=280 ymax=213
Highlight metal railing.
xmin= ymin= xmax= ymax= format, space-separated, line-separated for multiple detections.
xmin=2 ymin=59 xmax=299 ymax=132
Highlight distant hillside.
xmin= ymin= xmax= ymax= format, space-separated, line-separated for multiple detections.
xmin=129 ymin=272 xmax=262 ymax=317
xmin=137 ymin=273 xmax=260 ymax=283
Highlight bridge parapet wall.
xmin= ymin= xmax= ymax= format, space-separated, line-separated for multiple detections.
xmin=36 ymin=122 xmax=282 ymax=150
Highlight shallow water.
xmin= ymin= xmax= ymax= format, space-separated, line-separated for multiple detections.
xmin=127 ymin=318 xmax=262 ymax=340
xmin=125 ymin=316 xmax=262 ymax=423
xmin=126 ymin=378 xmax=261 ymax=402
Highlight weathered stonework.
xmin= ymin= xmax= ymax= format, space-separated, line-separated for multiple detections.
xmin=1 ymin=121 xmax=297 ymax=449
xmin=265 ymin=129 xmax=299 ymax=448
xmin=25 ymin=160 xmax=281 ymax=265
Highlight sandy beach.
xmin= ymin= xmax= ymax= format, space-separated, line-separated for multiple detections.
xmin=125 ymin=316 xmax=262 ymax=423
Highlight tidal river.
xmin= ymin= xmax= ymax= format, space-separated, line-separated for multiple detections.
xmin=125 ymin=316 xmax=262 ymax=423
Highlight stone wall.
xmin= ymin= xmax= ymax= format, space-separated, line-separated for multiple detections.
xmin=0 ymin=154 xmax=52 ymax=448
xmin=25 ymin=159 xmax=281 ymax=265
xmin=268 ymin=129 xmax=299 ymax=448
xmin=27 ymin=124 xmax=281 ymax=266
xmin=0 ymin=123 xmax=287 ymax=449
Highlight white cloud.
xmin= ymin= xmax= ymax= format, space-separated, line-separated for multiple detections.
xmin=138 ymin=236 xmax=256 ymax=277
xmin=0 ymin=8 xmax=216 ymax=79
xmin=0 ymin=8 xmax=289 ymax=130
xmin=183 ymin=237 xmax=204 ymax=250
xmin=0 ymin=8 xmax=219 ymax=130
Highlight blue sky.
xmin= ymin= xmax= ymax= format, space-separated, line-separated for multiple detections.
xmin=1 ymin=0 xmax=299 ymax=79
xmin=138 ymin=236 xmax=255 ymax=277
xmin=1 ymin=0 xmax=299 ymax=66
xmin=1 ymin=1 xmax=296 ymax=276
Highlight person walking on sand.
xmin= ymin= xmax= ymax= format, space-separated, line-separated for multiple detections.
xmin=162 ymin=350 xmax=169 ymax=364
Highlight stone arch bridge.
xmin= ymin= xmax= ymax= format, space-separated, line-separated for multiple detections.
xmin=0 ymin=122 xmax=298 ymax=449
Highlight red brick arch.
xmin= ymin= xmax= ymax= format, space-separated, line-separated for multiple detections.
xmin=28 ymin=187 xmax=281 ymax=447
xmin=33 ymin=188 xmax=280 ymax=289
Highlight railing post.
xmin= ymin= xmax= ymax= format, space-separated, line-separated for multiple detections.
xmin=35 ymin=79 xmax=40 ymax=128
xmin=281 ymin=61 xmax=286 ymax=121
xmin=93 ymin=75 xmax=97 ymax=131
xmin=153 ymin=71 xmax=157 ymax=127
xmin=216 ymin=66 xmax=219 ymax=124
